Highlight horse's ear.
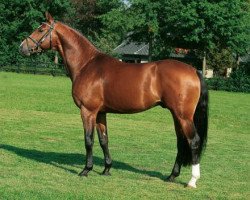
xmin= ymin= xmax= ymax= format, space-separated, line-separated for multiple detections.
xmin=45 ymin=12 xmax=54 ymax=23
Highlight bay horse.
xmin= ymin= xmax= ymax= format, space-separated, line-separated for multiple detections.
xmin=20 ymin=12 xmax=208 ymax=188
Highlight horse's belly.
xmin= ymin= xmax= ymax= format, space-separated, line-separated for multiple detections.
xmin=103 ymin=102 xmax=160 ymax=114
xmin=103 ymin=87 xmax=161 ymax=114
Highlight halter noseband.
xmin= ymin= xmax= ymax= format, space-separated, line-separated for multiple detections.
xmin=27 ymin=22 xmax=55 ymax=53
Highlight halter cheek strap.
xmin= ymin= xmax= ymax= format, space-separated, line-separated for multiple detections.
xmin=27 ymin=22 xmax=55 ymax=53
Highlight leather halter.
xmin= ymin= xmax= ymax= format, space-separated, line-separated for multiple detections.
xmin=27 ymin=22 xmax=55 ymax=53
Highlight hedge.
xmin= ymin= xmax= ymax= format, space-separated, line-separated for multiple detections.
xmin=206 ymin=64 xmax=250 ymax=93
xmin=0 ymin=64 xmax=66 ymax=77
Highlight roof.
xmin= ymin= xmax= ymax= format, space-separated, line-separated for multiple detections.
xmin=114 ymin=41 xmax=195 ymax=59
xmin=114 ymin=41 xmax=149 ymax=56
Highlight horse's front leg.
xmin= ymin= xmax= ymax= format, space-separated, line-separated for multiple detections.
xmin=96 ymin=113 xmax=112 ymax=175
xmin=79 ymin=106 xmax=97 ymax=177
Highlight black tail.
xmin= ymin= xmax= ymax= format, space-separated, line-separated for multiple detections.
xmin=181 ymin=71 xmax=209 ymax=166
xmin=194 ymin=71 xmax=209 ymax=159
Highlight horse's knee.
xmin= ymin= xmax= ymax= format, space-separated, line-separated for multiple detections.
xmin=85 ymin=132 xmax=94 ymax=149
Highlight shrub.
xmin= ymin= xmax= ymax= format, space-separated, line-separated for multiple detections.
xmin=206 ymin=62 xmax=250 ymax=93
xmin=206 ymin=48 xmax=236 ymax=76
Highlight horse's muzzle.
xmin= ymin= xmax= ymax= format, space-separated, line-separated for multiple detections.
xmin=19 ymin=41 xmax=31 ymax=56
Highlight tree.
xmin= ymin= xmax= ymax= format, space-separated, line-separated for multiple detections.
xmin=0 ymin=0 xmax=126 ymax=66
xmin=68 ymin=0 xmax=125 ymax=53
xmin=172 ymin=0 xmax=250 ymax=74
xmin=206 ymin=48 xmax=236 ymax=76
xmin=170 ymin=0 xmax=250 ymax=54
xmin=0 ymin=0 xmax=71 ymax=66
xmin=1 ymin=0 xmax=249 ymax=72
xmin=101 ymin=0 xmax=250 ymax=64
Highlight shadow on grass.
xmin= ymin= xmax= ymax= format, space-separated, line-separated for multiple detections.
xmin=0 ymin=144 xmax=171 ymax=182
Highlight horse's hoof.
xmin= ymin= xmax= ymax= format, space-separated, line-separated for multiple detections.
xmin=78 ymin=170 xmax=89 ymax=177
xmin=186 ymin=183 xmax=197 ymax=188
xmin=102 ymin=171 xmax=111 ymax=176
xmin=166 ymin=175 xmax=175 ymax=182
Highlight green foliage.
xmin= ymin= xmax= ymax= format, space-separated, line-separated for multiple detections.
xmin=0 ymin=0 xmax=249 ymax=70
xmin=69 ymin=0 xmax=124 ymax=53
xmin=0 ymin=62 xmax=66 ymax=76
xmin=206 ymin=63 xmax=250 ymax=92
xmin=207 ymin=48 xmax=236 ymax=75
xmin=0 ymin=0 xmax=71 ymax=66
xmin=0 ymin=0 xmax=125 ymax=65
xmin=228 ymin=62 xmax=250 ymax=92
xmin=206 ymin=77 xmax=227 ymax=91
xmin=173 ymin=0 xmax=250 ymax=53
xmin=101 ymin=0 xmax=250 ymax=60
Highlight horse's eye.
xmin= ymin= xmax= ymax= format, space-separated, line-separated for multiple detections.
xmin=38 ymin=28 xmax=44 ymax=33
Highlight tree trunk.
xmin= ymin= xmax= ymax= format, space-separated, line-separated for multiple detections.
xmin=54 ymin=52 xmax=58 ymax=65
xmin=202 ymin=52 xmax=206 ymax=77
xmin=236 ymin=54 xmax=240 ymax=68
xmin=148 ymin=37 xmax=153 ymax=62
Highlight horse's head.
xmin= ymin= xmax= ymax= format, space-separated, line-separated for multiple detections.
xmin=20 ymin=12 xmax=57 ymax=56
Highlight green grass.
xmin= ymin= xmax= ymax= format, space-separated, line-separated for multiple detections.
xmin=0 ymin=72 xmax=249 ymax=200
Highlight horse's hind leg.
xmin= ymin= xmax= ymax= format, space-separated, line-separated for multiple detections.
xmin=167 ymin=110 xmax=201 ymax=187
xmin=176 ymin=116 xmax=201 ymax=188
xmin=96 ymin=113 xmax=112 ymax=175
xmin=166 ymin=116 xmax=187 ymax=182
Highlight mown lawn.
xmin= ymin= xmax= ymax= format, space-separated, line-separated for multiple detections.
xmin=0 ymin=72 xmax=249 ymax=200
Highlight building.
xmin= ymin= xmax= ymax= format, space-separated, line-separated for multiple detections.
xmin=114 ymin=41 xmax=200 ymax=67
xmin=114 ymin=41 xmax=149 ymax=63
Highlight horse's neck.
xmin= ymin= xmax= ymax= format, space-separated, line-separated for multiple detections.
xmin=56 ymin=23 xmax=98 ymax=81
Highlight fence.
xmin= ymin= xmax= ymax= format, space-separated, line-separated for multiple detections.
xmin=0 ymin=61 xmax=67 ymax=76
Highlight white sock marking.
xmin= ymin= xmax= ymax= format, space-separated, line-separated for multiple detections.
xmin=188 ymin=164 xmax=200 ymax=188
